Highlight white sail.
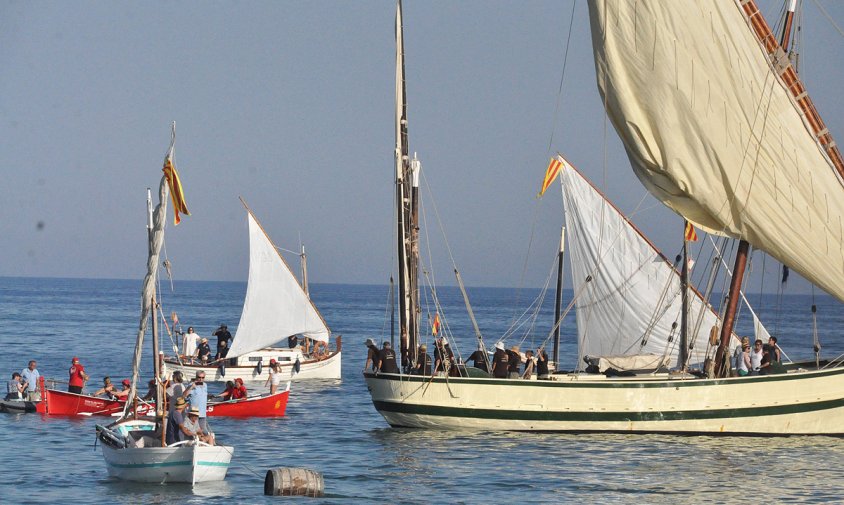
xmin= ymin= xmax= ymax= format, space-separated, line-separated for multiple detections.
xmin=560 ymin=157 xmax=740 ymax=367
xmin=588 ymin=0 xmax=844 ymax=303
xmin=227 ymin=212 xmax=330 ymax=358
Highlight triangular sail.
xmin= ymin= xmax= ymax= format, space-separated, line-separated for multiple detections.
xmin=560 ymin=157 xmax=740 ymax=367
xmin=588 ymin=0 xmax=844 ymax=303
xmin=227 ymin=212 xmax=330 ymax=358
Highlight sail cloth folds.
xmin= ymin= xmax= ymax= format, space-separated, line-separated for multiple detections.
xmin=560 ymin=158 xmax=737 ymax=367
xmin=227 ymin=212 xmax=330 ymax=358
xmin=588 ymin=0 xmax=844 ymax=303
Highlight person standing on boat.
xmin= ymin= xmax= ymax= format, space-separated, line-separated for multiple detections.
xmin=213 ymin=324 xmax=232 ymax=357
xmin=377 ymin=341 xmax=399 ymax=374
xmin=735 ymin=341 xmax=751 ymax=376
xmin=265 ymin=359 xmax=282 ymax=394
xmin=196 ymin=338 xmax=212 ymax=364
xmin=5 ymin=373 xmax=25 ymax=400
xmin=184 ymin=371 xmax=212 ymax=436
xmin=67 ymin=357 xmax=89 ymax=394
xmin=491 ymin=342 xmax=509 ymax=379
xmin=749 ymin=339 xmax=764 ymax=375
xmin=20 ymin=360 xmax=40 ymax=400
xmin=522 ymin=350 xmax=536 ymax=379
xmin=536 ymin=349 xmax=550 ymax=380
xmin=433 ymin=337 xmax=455 ymax=376
xmin=413 ymin=344 xmax=432 ymax=375
xmin=506 ymin=346 xmax=522 ymax=379
xmin=166 ymin=371 xmax=186 ymax=410
xmin=363 ymin=338 xmax=380 ymax=372
xmin=165 ymin=397 xmax=190 ymax=445
xmin=182 ymin=327 xmax=201 ymax=362
xmin=465 ymin=344 xmax=489 ymax=373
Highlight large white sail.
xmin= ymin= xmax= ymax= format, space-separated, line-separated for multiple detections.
xmin=560 ymin=157 xmax=740 ymax=367
xmin=588 ymin=0 xmax=844 ymax=303
xmin=227 ymin=212 xmax=329 ymax=358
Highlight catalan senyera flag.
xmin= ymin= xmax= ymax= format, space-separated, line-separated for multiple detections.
xmin=684 ymin=221 xmax=698 ymax=242
xmin=432 ymin=313 xmax=441 ymax=336
xmin=162 ymin=156 xmax=190 ymax=225
xmin=538 ymin=157 xmax=564 ymax=197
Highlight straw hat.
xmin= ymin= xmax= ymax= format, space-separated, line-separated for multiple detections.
xmin=495 ymin=342 xmax=504 ymax=351
xmin=188 ymin=407 xmax=200 ymax=416
xmin=174 ymin=397 xmax=187 ymax=409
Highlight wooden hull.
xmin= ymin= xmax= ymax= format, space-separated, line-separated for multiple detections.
xmin=38 ymin=388 xmax=125 ymax=416
xmin=364 ymin=365 xmax=844 ymax=435
xmin=166 ymin=348 xmax=341 ymax=383
xmin=206 ymin=389 xmax=289 ymax=417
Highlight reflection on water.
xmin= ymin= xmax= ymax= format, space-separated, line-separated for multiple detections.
xmin=1 ymin=279 xmax=843 ymax=504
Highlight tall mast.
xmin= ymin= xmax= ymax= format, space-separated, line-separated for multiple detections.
xmin=395 ymin=0 xmax=417 ymax=369
xmin=300 ymin=244 xmax=309 ymax=297
xmin=552 ymin=226 xmax=565 ymax=368
xmin=679 ymin=222 xmax=690 ymax=371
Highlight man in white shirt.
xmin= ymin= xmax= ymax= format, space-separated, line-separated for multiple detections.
xmin=20 ymin=360 xmax=40 ymax=400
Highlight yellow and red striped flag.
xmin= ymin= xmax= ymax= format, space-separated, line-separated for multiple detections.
xmin=538 ymin=157 xmax=564 ymax=197
xmin=432 ymin=313 xmax=441 ymax=336
xmin=162 ymin=156 xmax=190 ymax=225
xmin=684 ymin=221 xmax=698 ymax=242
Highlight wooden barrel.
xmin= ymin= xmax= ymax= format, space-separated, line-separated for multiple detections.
xmin=264 ymin=467 xmax=324 ymax=497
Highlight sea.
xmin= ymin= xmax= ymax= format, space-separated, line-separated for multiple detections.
xmin=2 ymin=276 xmax=844 ymax=504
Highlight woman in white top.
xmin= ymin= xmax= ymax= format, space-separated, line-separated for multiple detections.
xmin=736 ymin=342 xmax=751 ymax=376
xmin=264 ymin=359 xmax=282 ymax=394
xmin=182 ymin=327 xmax=201 ymax=361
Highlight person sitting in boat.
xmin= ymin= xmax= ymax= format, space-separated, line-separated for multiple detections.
xmin=218 ymin=378 xmax=247 ymax=400
xmin=287 ymin=335 xmax=299 ymax=349
xmin=313 ymin=340 xmax=329 ymax=360
xmin=413 ymin=344 xmax=432 ymax=375
xmin=183 ymin=406 xmax=214 ymax=445
xmin=265 ymin=359 xmax=282 ymax=394
xmin=302 ymin=336 xmax=312 ymax=356
xmin=536 ymin=348 xmax=550 ymax=380
xmin=506 ymin=345 xmax=523 ymax=379
xmin=20 ymin=360 xmax=40 ymax=400
xmin=141 ymin=379 xmax=157 ymax=400
xmin=92 ymin=376 xmax=117 ymax=399
xmin=465 ymin=344 xmax=489 ymax=373
xmin=67 ymin=356 xmax=89 ymax=394
xmin=215 ymin=339 xmax=229 ymax=361
xmin=181 ymin=326 xmax=201 ymax=362
xmin=363 ymin=338 xmax=380 ymax=372
xmin=749 ymin=339 xmax=764 ymax=375
xmin=522 ymin=350 xmax=536 ymax=379
xmin=165 ymin=396 xmax=190 ymax=445
xmin=377 ymin=341 xmax=399 ymax=374
xmin=196 ymin=338 xmax=212 ymax=364
xmin=491 ymin=342 xmax=509 ymax=379
xmin=5 ymin=372 xmax=25 ymax=401
xmin=113 ymin=379 xmax=132 ymax=400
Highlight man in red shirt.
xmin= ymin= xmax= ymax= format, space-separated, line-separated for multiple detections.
xmin=68 ymin=356 xmax=89 ymax=394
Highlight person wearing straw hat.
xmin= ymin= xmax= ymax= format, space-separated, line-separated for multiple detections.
xmin=182 ymin=406 xmax=214 ymax=445
xmin=506 ymin=345 xmax=522 ymax=379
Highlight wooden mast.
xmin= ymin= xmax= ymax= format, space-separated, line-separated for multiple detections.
xmin=716 ymin=0 xmax=799 ymax=378
xmin=679 ymin=222 xmax=690 ymax=371
xmin=552 ymin=226 xmax=565 ymax=368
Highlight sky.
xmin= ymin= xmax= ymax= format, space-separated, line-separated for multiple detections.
xmin=2 ymin=1 xmax=843 ymax=293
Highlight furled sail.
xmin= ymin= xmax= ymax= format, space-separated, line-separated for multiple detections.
xmin=588 ymin=0 xmax=844 ymax=303
xmin=560 ymin=157 xmax=740 ymax=367
xmin=227 ymin=212 xmax=330 ymax=358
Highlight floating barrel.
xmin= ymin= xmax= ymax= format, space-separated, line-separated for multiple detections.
xmin=264 ymin=467 xmax=324 ymax=497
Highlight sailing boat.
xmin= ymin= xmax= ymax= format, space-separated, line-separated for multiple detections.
xmin=165 ymin=200 xmax=341 ymax=383
xmin=96 ymin=125 xmax=233 ymax=483
xmin=363 ymin=0 xmax=844 ymax=434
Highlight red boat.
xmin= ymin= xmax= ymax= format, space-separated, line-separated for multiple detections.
xmin=36 ymin=387 xmax=126 ymax=416
xmin=36 ymin=379 xmax=289 ymax=417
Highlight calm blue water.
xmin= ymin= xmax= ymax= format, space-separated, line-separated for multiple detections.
xmin=2 ymin=276 xmax=843 ymax=504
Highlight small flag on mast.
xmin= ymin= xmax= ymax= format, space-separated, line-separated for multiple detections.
xmin=432 ymin=313 xmax=441 ymax=336
xmin=684 ymin=221 xmax=698 ymax=242
xmin=538 ymin=157 xmax=564 ymax=197
xmin=162 ymin=156 xmax=190 ymax=225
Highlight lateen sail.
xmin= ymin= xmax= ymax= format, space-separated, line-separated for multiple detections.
xmin=227 ymin=212 xmax=330 ymax=358
xmin=588 ymin=0 xmax=844 ymax=303
xmin=560 ymin=157 xmax=741 ymax=366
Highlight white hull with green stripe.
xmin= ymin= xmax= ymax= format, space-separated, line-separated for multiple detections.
xmin=364 ymin=366 xmax=844 ymax=435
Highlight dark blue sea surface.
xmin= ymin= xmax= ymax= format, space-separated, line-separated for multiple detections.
xmin=1 ymin=277 xmax=843 ymax=504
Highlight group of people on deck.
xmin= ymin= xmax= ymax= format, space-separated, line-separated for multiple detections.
xmin=362 ymin=337 xmax=550 ymax=379
xmin=733 ymin=336 xmax=784 ymax=376
xmin=180 ymin=324 xmax=233 ymax=364
xmin=5 ymin=360 xmax=40 ymax=401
